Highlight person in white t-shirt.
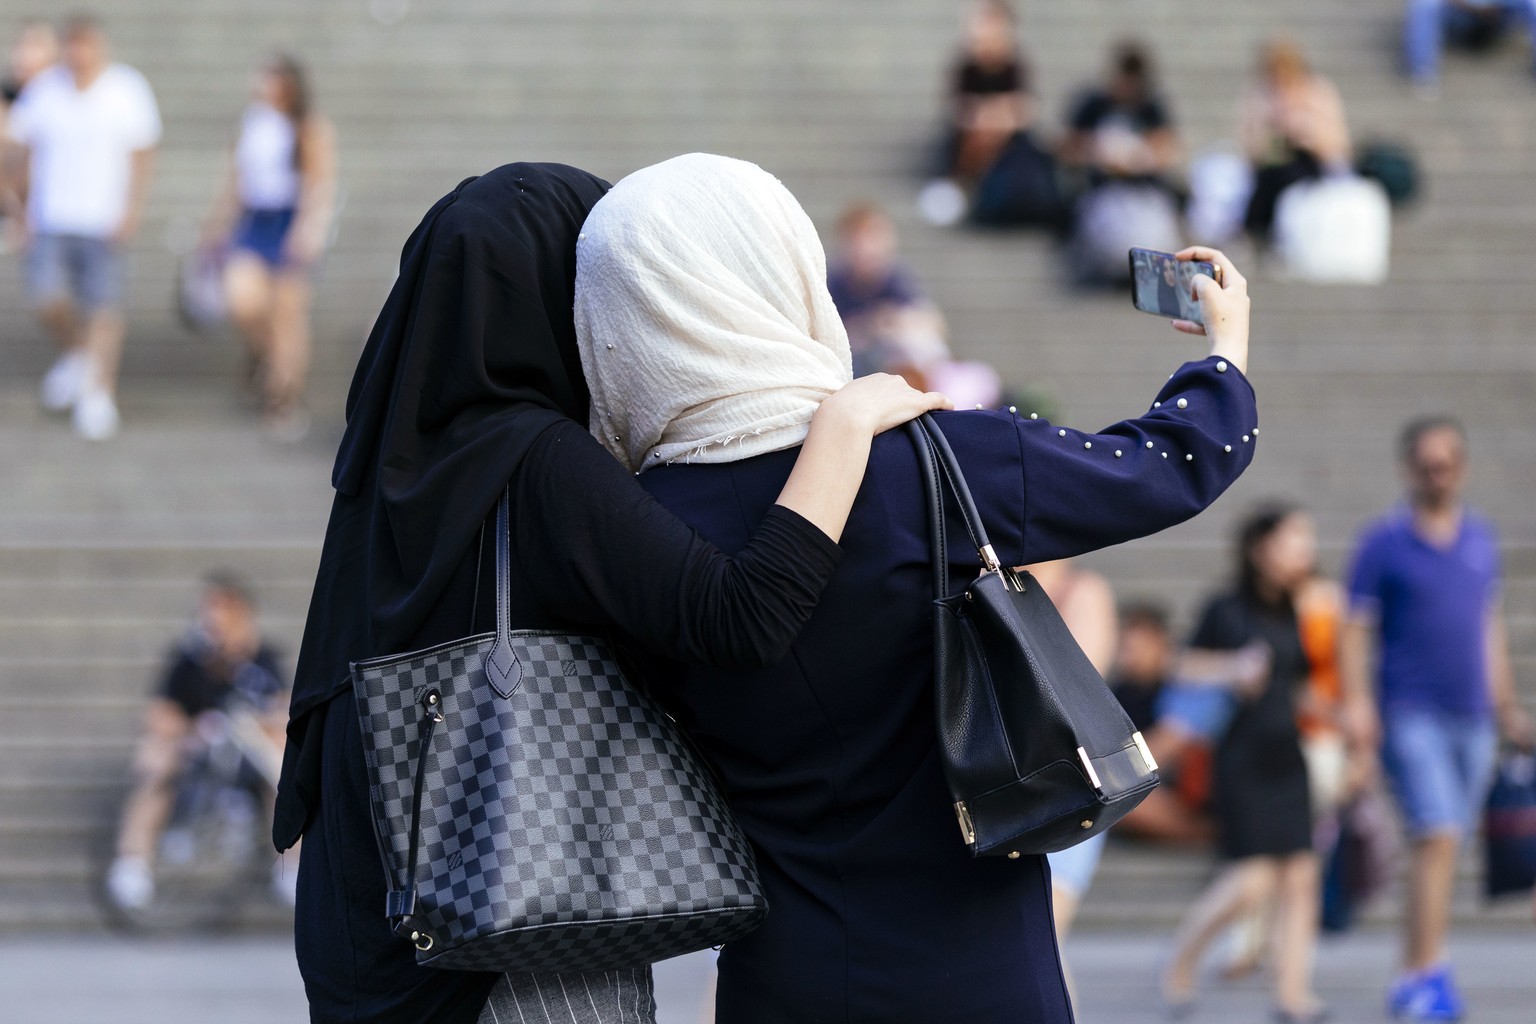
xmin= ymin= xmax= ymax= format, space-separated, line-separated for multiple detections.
xmin=3 ymin=15 xmax=160 ymax=441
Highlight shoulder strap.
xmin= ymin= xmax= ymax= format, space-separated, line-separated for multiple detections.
xmin=907 ymin=419 xmax=947 ymax=601
xmin=918 ymin=415 xmax=999 ymax=571
xmin=483 ymin=487 xmax=522 ymax=697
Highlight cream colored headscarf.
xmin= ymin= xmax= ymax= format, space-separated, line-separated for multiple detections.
xmin=574 ymin=153 xmax=853 ymax=473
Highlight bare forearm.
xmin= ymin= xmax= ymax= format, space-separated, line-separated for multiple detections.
xmin=1338 ymin=619 xmax=1374 ymax=708
xmin=202 ymin=164 xmax=240 ymax=241
xmin=772 ymin=374 xmax=951 ymax=544
xmin=774 ymin=407 xmax=873 ymax=544
xmin=1488 ymin=613 xmax=1519 ymax=712
xmin=2 ymin=141 xmax=29 ymax=214
xmin=294 ymin=124 xmax=337 ymax=238
xmin=120 ymin=148 xmax=155 ymax=237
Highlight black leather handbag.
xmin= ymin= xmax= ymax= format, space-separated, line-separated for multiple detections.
xmin=909 ymin=415 xmax=1160 ymax=857
xmin=350 ymin=488 xmax=767 ymax=972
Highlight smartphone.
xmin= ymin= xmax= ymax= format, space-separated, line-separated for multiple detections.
xmin=1128 ymin=248 xmax=1221 ymax=326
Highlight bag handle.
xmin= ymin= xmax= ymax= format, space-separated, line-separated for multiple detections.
xmin=385 ymin=686 xmax=444 ymax=952
xmin=908 ymin=419 xmax=946 ymax=601
xmin=484 ymin=487 xmax=522 ymax=698
xmin=386 ymin=488 xmax=516 ymax=952
xmin=906 ymin=414 xmax=1004 ymax=593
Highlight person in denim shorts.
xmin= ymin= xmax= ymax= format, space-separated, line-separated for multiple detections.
xmin=4 ymin=15 xmax=159 ymax=440
xmin=1342 ymin=416 xmax=1533 ymax=1022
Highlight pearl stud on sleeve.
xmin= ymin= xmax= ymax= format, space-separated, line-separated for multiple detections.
xmin=1185 ymin=454 xmax=1193 ymax=462
xmin=1224 ymin=445 xmax=1232 ymax=453
xmin=1176 ymin=398 xmax=1187 ymax=409
xmin=1216 ymin=360 xmax=1228 ymax=373
xmin=1059 ymin=429 xmax=1067 ymax=437
xmin=1084 ymin=441 xmax=1092 ymax=449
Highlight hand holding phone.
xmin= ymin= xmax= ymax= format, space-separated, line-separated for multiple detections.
xmin=1129 ymin=247 xmax=1220 ymax=325
xmin=1166 ymin=246 xmax=1251 ymax=375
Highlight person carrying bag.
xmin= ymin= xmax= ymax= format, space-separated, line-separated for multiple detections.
xmin=350 ymin=486 xmax=768 ymax=971
xmin=909 ymin=414 xmax=1159 ymax=857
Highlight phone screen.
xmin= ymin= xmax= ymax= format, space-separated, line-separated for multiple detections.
xmin=1129 ymin=248 xmax=1216 ymax=325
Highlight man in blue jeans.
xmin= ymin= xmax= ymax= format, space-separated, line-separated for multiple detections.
xmin=1341 ymin=416 xmax=1532 ymax=1021
xmin=1404 ymin=0 xmax=1536 ymax=91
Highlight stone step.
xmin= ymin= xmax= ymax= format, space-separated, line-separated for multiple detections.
xmin=3 ymin=0 xmax=1535 ymax=934
xmin=0 ymin=579 xmax=314 ymax=619
xmin=0 ymin=738 xmax=137 ymax=780
xmin=0 ymin=778 xmax=130 ymax=822
xmin=0 ymin=546 xmax=323 ymax=581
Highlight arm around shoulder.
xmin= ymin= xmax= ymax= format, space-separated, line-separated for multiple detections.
xmin=510 ymin=422 xmax=843 ymax=670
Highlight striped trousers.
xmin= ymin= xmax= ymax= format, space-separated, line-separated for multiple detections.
xmin=477 ymin=968 xmax=657 ymax=1024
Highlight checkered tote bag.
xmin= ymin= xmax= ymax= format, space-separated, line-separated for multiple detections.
xmin=351 ymin=488 xmax=766 ymax=972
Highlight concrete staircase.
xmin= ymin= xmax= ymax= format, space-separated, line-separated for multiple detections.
xmin=1 ymin=0 xmax=1533 ymax=931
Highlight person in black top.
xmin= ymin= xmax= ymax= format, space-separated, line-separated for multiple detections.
xmin=1061 ymin=39 xmax=1180 ymax=192
xmin=575 ymin=153 xmax=1259 ymax=1024
xmin=946 ymin=0 xmax=1033 ymax=182
xmin=1162 ymin=505 xmax=1326 ymax=1022
xmin=273 ymin=163 xmax=948 ymax=1024
xmin=106 ymin=571 xmax=287 ymax=912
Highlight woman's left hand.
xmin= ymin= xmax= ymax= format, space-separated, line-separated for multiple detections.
xmin=816 ymin=373 xmax=953 ymax=437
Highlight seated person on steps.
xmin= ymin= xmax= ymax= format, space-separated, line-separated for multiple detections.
xmin=106 ymin=572 xmax=291 ymax=911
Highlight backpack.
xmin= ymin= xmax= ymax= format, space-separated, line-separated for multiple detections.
xmin=1356 ymin=141 xmax=1420 ymax=207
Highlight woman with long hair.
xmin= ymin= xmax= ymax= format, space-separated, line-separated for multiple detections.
xmin=574 ymin=152 xmax=1258 ymax=1022
xmin=274 ymin=163 xmax=949 ymax=1023
xmin=1161 ymin=504 xmax=1326 ymax=1022
xmin=202 ymin=52 xmax=336 ymax=438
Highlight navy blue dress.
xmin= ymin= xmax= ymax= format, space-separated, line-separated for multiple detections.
xmin=636 ymin=357 xmax=1258 ymax=1023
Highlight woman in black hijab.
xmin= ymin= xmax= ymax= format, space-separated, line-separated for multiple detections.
xmin=275 ymin=163 xmax=946 ymax=1024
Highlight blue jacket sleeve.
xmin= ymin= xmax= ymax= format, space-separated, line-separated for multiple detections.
xmin=934 ymin=355 xmax=1259 ymax=565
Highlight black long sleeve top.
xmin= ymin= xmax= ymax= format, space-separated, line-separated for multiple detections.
xmin=291 ymin=419 xmax=843 ymax=1024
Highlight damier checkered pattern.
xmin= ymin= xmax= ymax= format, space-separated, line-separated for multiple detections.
xmin=352 ymin=629 xmax=766 ymax=974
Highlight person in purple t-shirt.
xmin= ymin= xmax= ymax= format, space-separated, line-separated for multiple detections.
xmin=1341 ymin=415 xmax=1532 ymax=1022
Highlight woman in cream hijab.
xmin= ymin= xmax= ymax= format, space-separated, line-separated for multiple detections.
xmin=577 ymin=153 xmax=854 ymax=473
xmin=577 ymin=153 xmax=1259 ymax=1023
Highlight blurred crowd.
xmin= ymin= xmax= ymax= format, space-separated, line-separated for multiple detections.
xmin=1 ymin=5 xmax=1532 ymax=1024
xmin=1042 ymin=415 xmax=1534 ymax=1022
xmin=0 ymin=13 xmax=335 ymax=442
xmin=919 ymin=1 xmax=1455 ymax=286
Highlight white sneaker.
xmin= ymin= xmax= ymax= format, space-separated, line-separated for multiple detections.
xmin=106 ymin=855 xmax=154 ymax=910
xmin=72 ymin=388 xmax=121 ymax=441
xmin=39 ymin=351 xmax=90 ymax=411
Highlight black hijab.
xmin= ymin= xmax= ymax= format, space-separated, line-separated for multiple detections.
xmin=274 ymin=163 xmax=611 ymax=848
